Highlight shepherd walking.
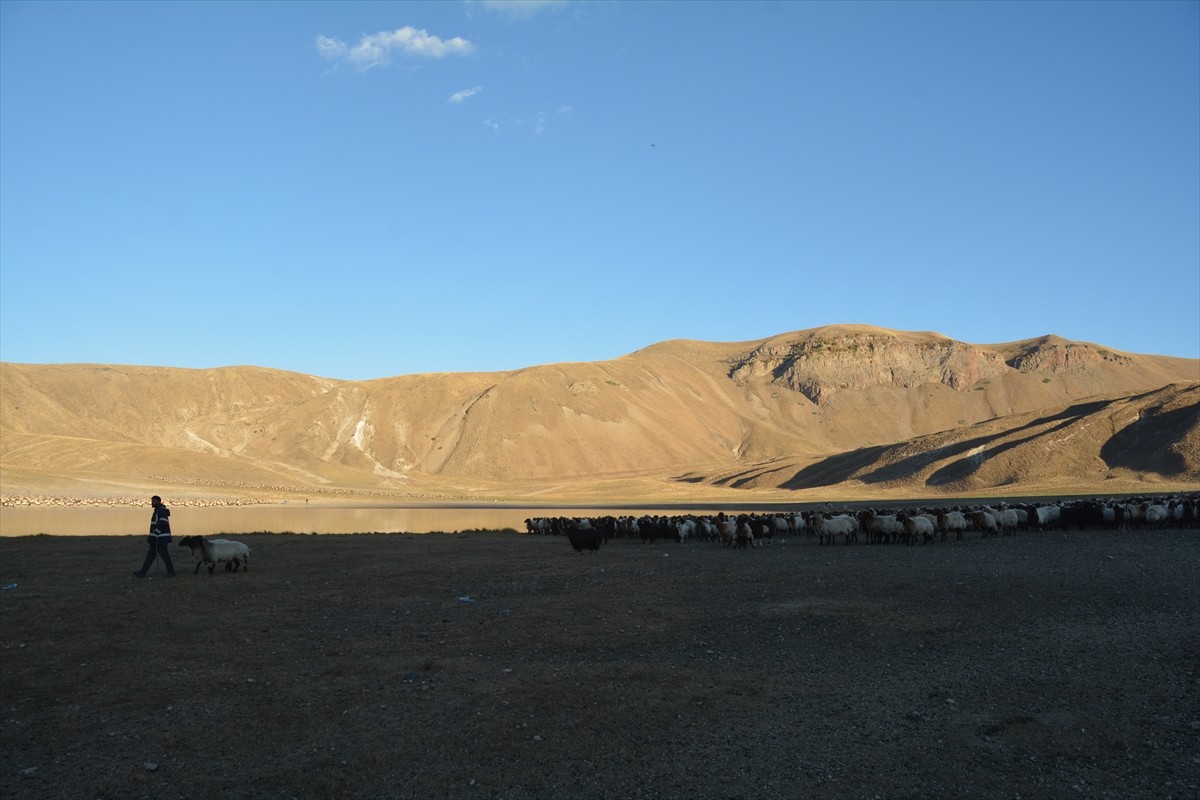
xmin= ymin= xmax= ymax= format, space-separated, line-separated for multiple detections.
xmin=132 ymin=495 xmax=176 ymax=578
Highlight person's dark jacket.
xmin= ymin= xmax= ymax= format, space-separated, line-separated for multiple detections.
xmin=150 ymin=505 xmax=172 ymax=541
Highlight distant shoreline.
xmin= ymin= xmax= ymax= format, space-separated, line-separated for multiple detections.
xmin=4 ymin=490 xmax=1197 ymax=538
xmin=3 ymin=488 xmax=1198 ymax=511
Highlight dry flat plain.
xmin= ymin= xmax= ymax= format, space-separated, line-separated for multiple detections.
xmin=1 ymin=527 xmax=1198 ymax=800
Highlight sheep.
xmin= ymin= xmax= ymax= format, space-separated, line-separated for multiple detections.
xmin=525 ymin=517 xmax=551 ymax=535
xmin=1060 ymin=502 xmax=1105 ymax=530
xmin=986 ymin=506 xmax=1020 ymax=536
xmin=1029 ymin=504 xmax=1061 ymax=531
xmin=735 ymin=517 xmax=756 ymax=549
xmin=1010 ymin=507 xmax=1030 ymax=531
xmin=674 ymin=517 xmax=696 ymax=543
xmin=1181 ymin=499 xmax=1199 ymax=528
xmin=966 ymin=510 xmax=999 ymax=537
xmin=1142 ymin=503 xmax=1170 ymax=529
xmin=935 ymin=509 xmax=971 ymax=542
xmin=810 ymin=512 xmax=858 ymax=545
xmin=639 ymin=515 xmax=672 ymax=543
xmin=715 ymin=515 xmax=738 ymax=548
xmin=177 ymin=536 xmax=250 ymax=575
xmin=1111 ymin=502 xmax=1136 ymax=531
xmin=917 ymin=511 xmax=939 ymax=537
xmin=858 ymin=510 xmax=904 ymax=544
xmin=1167 ymin=499 xmax=1197 ymax=528
xmin=754 ymin=515 xmax=776 ymax=546
xmin=619 ymin=516 xmax=641 ymax=539
xmin=767 ymin=513 xmax=791 ymax=541
xmin=565 ymin=518 xmax=602 ymax=552
xmin=897 ymin=511 xmax=936 ymax=545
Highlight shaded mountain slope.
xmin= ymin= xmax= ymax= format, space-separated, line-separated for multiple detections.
xmin=700 ymin=383 xmax=1199 ymax=494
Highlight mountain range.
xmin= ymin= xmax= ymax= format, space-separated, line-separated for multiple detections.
xmin=2 ymin=325 xmax=1197 ymax=503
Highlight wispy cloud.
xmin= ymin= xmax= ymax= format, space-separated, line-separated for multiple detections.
xmin=316 ymin=27 xmax=474 ymax=71
xmin=449 ymin=86 xmax=485 ymax=104
xmin=535 ymin=105 xmax=572 ymax=134
xmin=488 ymin=106 xmax=571 ymax=136
xmin=475 ymin=0 xmax=568 ymax=19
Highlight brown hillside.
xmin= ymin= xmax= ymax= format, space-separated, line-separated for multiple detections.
xmin=1 ymin=326 xmax=1197 ymax=501
xmin=700 ymin=382 xmax=1200 ymax=495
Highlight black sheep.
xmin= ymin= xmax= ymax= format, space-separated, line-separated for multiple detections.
xmin=566 ymin=520 xmax=602 ymax=552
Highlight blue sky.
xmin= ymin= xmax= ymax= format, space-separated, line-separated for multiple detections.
xmin=2 ymin=0 xmax=1197 ymax=381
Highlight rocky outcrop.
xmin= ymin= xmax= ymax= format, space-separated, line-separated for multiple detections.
xmin=1006 ymin=340 xmax=1133 ymax=373
xmin=727 ymin=332 xmax=1008 ymax=404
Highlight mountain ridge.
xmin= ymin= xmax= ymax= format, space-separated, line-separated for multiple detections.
xmin=2 ymin=325 xmax=1197 ymax=502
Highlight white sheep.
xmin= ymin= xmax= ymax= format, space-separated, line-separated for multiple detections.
xmin=1030 ymin=504 xmax=1061 ymax=530
xmin=986 ymin=506 xmax=1020 ymax=536
xmin=674 ymin=517 xmax=696 ymax=543
xmin=1142 ymin=503 xmax=1170 ymax=529
xmin=810 ymin=512 xmax=858 ymax=545
xmin=716 ymin=518 xmax=738 ymax=548
xmin=858 ymin=510 xmax=904 ymax=544
xmin=1010 ymin=507 xmax=1029 ymax=529
xmin=897 ymin=511 xmax=936 ymax=545
xmin=177 ymin=536 xmax=250 ymax=575
xmin=967 ymin=510 xmax=999 ymax=537
xmin=769 ymin=514 xmax=791 ymax=539
xmin=935 ymin=509 xmax=971 ymax=542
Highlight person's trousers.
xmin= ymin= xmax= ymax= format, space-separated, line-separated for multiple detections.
xmin=138 ymin=537 xmax=175 ymax=575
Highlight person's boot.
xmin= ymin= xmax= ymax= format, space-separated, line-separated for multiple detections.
xmin=132 ymin=571 xmax=145 ymax=578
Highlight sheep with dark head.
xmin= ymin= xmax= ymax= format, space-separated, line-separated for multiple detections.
xmin=177 ymin=536 xmax=250 ymax=574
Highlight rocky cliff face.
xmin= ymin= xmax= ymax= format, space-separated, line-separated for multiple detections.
xmin=1005 ymin=339 xmax=1134 ymax=373
xmin=727 ymin=332 xmax=1011 ymax=404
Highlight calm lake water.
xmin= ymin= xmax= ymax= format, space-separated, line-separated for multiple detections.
xmin=0 ymin=503 xmax=773 ymax=537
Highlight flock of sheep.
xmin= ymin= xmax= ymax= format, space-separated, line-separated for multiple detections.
xmin=161 ymin=496 xmax=1197 ymax=566
xmin=527 ymin=495 xmax=1199 ymax=553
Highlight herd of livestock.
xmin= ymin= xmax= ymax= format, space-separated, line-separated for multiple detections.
xmin=524 ymin=495 xmax=1200 ymax=552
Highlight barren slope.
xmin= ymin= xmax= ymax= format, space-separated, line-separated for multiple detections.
xmin=697 ymin=382 xmax=1200 ymax=495
xmin=2 ymin=325 xmax=1197 ymax=500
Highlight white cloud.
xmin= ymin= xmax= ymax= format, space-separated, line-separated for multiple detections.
xmin=476 ymin=0 xmax=568 ymax=19
xmin=316 ymin=27 xmax=474 ymax=71
xmin=483 ymin=117 xmax=500 ymax=132
xmin=449 ymin=85 xmax=485 ymax=103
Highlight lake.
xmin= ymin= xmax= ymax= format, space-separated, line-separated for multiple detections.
xmin=0 ymin=502 xmax=784 ymax=537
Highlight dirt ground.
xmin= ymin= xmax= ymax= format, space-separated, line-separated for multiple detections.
xmin=1 ymin=527 xmax=1197 ymax=800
